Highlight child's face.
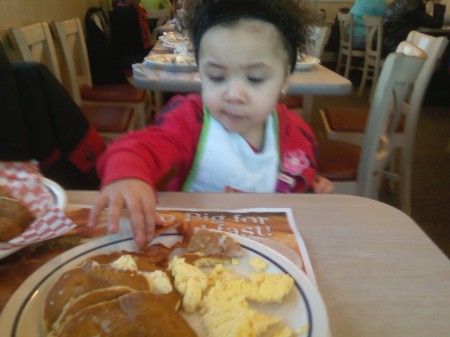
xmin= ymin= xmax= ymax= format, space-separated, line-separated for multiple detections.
xmin=198 ymin=20 xmax=291 ymax=145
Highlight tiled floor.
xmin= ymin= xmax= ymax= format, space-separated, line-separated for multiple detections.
xmin=311 ymin=76 xmax=450 ymax=258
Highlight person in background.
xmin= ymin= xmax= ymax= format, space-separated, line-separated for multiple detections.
xmin=110 ymin=0 xmax=152 ymax=69
xmin=350 ymin=0 xmax=387 ymax=49
xmin=383 ymin=0 xmax=445 ymax=56
xmin=89 ymin=0 xmax=334 ymax=244
xmin=141 ymin=0 xmax=174 ymax=12
xmin=141 ymin=0 xmax=175 ymax=32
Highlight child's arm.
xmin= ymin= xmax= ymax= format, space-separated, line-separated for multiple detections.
xmin=89 ymin=95 xmax=203 ymax=244
xmin=89 ymin=178 xmax=162 ymax=245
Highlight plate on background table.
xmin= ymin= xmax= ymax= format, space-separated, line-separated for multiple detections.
xmin=0 ymin=229 xmax=329 ymax=337
xmin=156 ymin=23 xmax=175 ymax=33
xmin=144 ymin=54 xmax=197 ymax=72
xmin=295 ymin=54 xmax=320 ymax=70
xmin=161 ymin=40 xmax=189 ymax=51
xmin=159 ymin=33 xmax=189 ymax=44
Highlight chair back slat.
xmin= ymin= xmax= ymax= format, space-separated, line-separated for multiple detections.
xmin=52 ymin=18 xmax=94 ymax=105
xmin=357 ymin=15 xmax=383 ymax=99
xmin=336 ymin=12 xmax=366 ymax=78
xmin=363 ymin=16 xmax=383 ymax=56
xmin=8 ymin=22 xmax=61 ymax=81
xmin=337 ymin=12 xmax=354 ymax=50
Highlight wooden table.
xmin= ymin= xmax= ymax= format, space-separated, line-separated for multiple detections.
xmin=70 ymin=192 xmax=450 ymax=337
xmin=132 ymin=43 xmax=352 ymax=123
xmin=2 ymin=192 xmax=448 ymax=337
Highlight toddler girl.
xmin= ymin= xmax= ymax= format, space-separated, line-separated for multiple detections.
xmin=90 ymin=0 xmax=333 ymax=244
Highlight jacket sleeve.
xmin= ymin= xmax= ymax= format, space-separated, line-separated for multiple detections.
xmin=97 ymin=94 xmax=203 ymax=189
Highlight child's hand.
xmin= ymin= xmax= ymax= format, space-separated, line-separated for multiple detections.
xmin=89 ymin=179 xmax=161 ymax=245
xmin=312 ymin=175 xmax=334 ymax=194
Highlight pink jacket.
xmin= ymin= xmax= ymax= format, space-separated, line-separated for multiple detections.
xmin=97 ymin=94 xmax=318 ymax=192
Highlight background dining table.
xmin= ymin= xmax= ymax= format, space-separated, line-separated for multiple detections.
xmin=132 ymin=40 xmax=352 ymax=123
xmin=2 ymin=191 xmax=448 ymax=337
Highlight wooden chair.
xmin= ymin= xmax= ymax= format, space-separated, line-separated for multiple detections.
xmin=8 ymin=22 xmax=61 ymax=81
xmin=8 ymin=21 xmax=137 ymax=140
xmin=317 ymin=47 xmax=426 ymax=199
xmin=51 ymin=18 xmax=151 ymax=128
xmin=357 ymin=16 xmax=383 ymax=101
xmin=335 ymin=12 xmax=365 ymax=79
xmin=318 ymin=32 xmax=448 ymax=213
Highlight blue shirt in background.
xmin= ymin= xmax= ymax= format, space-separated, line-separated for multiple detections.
xmin=350 ymin=0 xmax=387 ymax=48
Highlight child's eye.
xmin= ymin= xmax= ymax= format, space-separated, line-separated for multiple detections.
xmin=208 ymin=75 xmax=225 ymax=82
xmin=248 ymin=76 xmax=264 ymax=84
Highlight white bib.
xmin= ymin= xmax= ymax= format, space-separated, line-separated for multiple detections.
xmin=184 ymin=110 xmax=279 ymax=193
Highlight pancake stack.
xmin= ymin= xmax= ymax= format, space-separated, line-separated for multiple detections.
xmin=44 ymin=252 xmax=197 ymax=337
xmin=44 ymin=228 xmax=296 ymax=337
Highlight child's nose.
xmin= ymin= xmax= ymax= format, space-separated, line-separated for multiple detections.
xmin=224 ymin=79 xmax=246 ymax=101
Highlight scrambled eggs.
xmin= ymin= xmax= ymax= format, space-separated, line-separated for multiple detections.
xmin=168 ymin=258 xmax=295 ymax=337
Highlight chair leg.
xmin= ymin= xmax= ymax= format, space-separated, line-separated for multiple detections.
xmin=400 ymin=163 xmax=412 ymax=215
xmin=133 ymin=91 xmax=153 ymax=128
xmin=369 ymin=62 xmax=381 ymax=103
xmin=336 ymin=51 xmax=343 ymax=74
xmin=386 ymin=150 xmax=398 ymax=194
xmin=358 ymin=58 xmax=369 ymax=97
xmin=344 ymin=53 xmax=352 ymax=78
xmin=154 ymin=91 xmax=164 ymax=113
xmin=399 ymin=144 xmax=413 ymax=215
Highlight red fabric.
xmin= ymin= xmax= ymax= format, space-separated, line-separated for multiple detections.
xmin=137 ymin=5 xmax=152 ymax=50
xmin=116 ymin=2 xmax=151 ymax=50
xmin=68 ymin=126 xmax=106 ymax=173
xmin=40 ymin=148 xmax=62 ymax=171
xmin=97 ymin=94 xmax=318 ymax=192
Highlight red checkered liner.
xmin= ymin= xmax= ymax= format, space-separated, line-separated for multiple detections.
xmin=0 ymin=161 xmax=76 ymax=250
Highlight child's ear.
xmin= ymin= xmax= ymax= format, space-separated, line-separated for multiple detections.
xmin=282 ymin=71 xmax=291 ymax=91
xmin=285 ymin=63 xmax=292 ymax=79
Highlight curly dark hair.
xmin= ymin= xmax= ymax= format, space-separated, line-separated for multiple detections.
xmin=181 ymin=0 xmax=317 ymax=72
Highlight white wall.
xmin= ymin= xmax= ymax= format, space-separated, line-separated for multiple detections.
xmin=306 ymin=0 xmax=354 ymax=21
xmin=0 ymin=0 xmax=102 ymax=57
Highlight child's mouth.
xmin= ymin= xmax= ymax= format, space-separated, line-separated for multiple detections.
xmin=223 ymin=111 xmax=243 ymax=121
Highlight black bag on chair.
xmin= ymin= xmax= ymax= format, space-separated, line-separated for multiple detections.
xmin=324 ymin=7 xmax=350 ymax=53
xmin=85 ymin=6 xmax=129 ymax=85
xmin=0 ymin=43 xmax=105 ymax=190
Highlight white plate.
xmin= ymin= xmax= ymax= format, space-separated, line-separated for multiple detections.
xmin=159 ymin=34 xmax=188 ymax=44
xmin=295 ymin=54 xmax=320 ymax=70
xmin=0 ymin=246 xmax=22 ymax=260
xmin=0 ymin=178 xmax=67 ymax=260
xmin=144 ymin=54 xmax=197 ymax=72
xmin=156 ymin=23 xmax=175 ymax=32
xmin=42 ymin=178 xmax=67 ymax=210
xmin=161 ymin=40 xmax=187 ymax=51
xmin=0 ymin=231 xmax=329 ymax=337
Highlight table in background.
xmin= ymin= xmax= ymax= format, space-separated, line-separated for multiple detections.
xmin=133 ymin=42 xmax=352 ymax=123
xmin=66 ymin=191 xmax=448 ymax=337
